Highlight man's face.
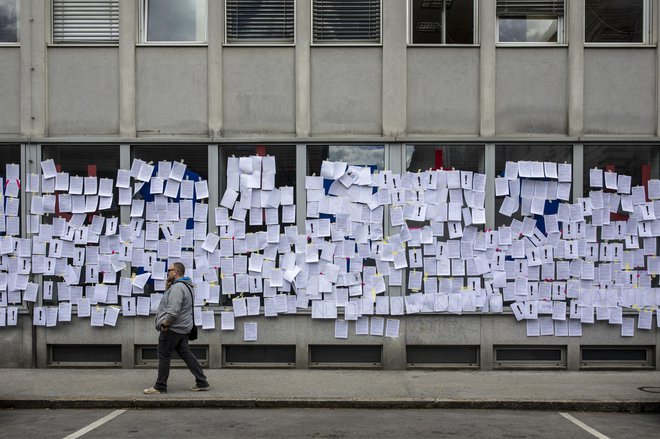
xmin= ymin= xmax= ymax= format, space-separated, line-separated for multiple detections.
xmin=167 ymin=267 xmax=177 ymax=283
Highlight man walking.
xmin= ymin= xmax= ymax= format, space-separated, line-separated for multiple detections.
xmin=144 ymin=262 xmax=209 ymax=394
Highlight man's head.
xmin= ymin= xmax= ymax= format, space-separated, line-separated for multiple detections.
xmin=167 ymin=262 xmax=185 ymax=283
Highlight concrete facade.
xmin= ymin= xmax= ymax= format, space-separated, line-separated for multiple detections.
xmin=1 ymin=0 xmax=660 ymax=370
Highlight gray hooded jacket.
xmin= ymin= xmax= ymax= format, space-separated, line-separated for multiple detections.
xmin=154 ymin=278 xmax=194 ymax=334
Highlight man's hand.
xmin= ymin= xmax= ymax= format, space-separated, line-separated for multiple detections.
xmin=160 ymin=322 xmax=169 ymax=332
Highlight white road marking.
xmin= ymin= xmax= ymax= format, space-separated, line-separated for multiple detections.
xmin=62 ymin=409 xmax=126 ymax=439
xmin=559 ymin=412 xmax=610 ymax=439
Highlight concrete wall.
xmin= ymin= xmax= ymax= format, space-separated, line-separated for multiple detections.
xmin=0 ymin=48 xmax=21 ymax=135
xmin=32 ymin=314 xmax=659 ymax=370
xmin=496 ymin=48 xmax=569 ymax=135
xmin=311 ymin=48 xmax=383 ymax=135
xmin=407 ymin=48 xmax=480 ymax=135
xmin=48 ymin=48 xmax=119 ymax=136
xmin=222 ymin=48 xmax=296 ymax=136
xmin=584 ymin=48 xmax=657 ymax=135
xmin=136 ymin=48 xmax=208 ymax=136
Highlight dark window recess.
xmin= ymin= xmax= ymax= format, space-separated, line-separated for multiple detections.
xmin=313 ymin=0 xmax=381 ymax=43
xmin=225 ymin=345 xmax=295 ymax=364
xmin=226 ymin=0 xmax=295 ymax=42
xmin=582 ymin=347 xmax=650 ymax=362
xmin=407 ymin=345 xmax=478 ymax=364
xmin=50 ymin=344 xmax=121 ymax=363
xmin=309 ymin=345 xmax=382 ymax=364
xmin=412 ymin=0 xmax=474 ymax=44
xmin=141 ymin=346 xmax=207 ymax=361
xmin=496 ymin=347 xmax=562 ymax=362
xmin=585 ymin=0 xmax=644 ymax=43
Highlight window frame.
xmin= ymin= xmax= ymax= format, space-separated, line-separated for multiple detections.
xmin=407 ymin=0 xmax=479 ymax=46
xmin=0 ymin=0 xmax=20 ymax=45
xmin=584 ymin=0 xmax=653 ymax=47
xmin=50 ymin=0 xmax=120 ymax=46
xmin=496 ymin=0 xmax=566 ymax=46
xmin=311 ymin=0 xmax=383 ymax=46
xmin=224 ymin=0 xmax=297 ymax=46
xmin=140 ymin=0 xmax=208 ymax=45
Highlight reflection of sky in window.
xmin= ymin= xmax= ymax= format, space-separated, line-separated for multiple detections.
xmin=147 ymin=0 xmax=202 ymax=41
xmin=0 ymin=0 xmax=18 ymax=42
xmin=328 ymin=145 xmax=385 ymax=170
xmin=499 ymin=17 xmax=557 ymax=42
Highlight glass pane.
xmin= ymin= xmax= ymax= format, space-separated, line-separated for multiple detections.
xmin=404 ymin=145 xmax=485 ymax=295
xmin=40 ymin=145 xmax=121 ymax=303
xmin=406 ymin=145 xmax=484 ymax=173
xmin=411 ymin=0 xmax=443 ymax=44
xmin=583 ymin=144 xmax=660 ymax=197
xmin=0 ymin=145 xmax=21 ymax=237
xmin=585 ymin=0 xmax=645 ymax=43
xmin=219 ymin=145 xmax=297 ymax=306
xmin=446 ymin=0 xmax=474 ymax=44
xmin=147 ymin=0 xmax=207 ymax=42
xmin=130 ymin=145 xmax=209 ymax=297
xmin=132 ymin=145 xmax=208 ymax=180
xmin=495 ymin=145 xmax=572 ymax=229
xmin=308 ymin=145 xmax=385 ymax=174
xmin=0 ymin=0 xmax=19 ymax=42
xmin=499 ymin=16 xmax=558 ymax=43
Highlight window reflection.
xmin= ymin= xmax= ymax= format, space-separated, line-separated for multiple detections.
xmin=499 ymin=17 xmax=558 ymax=43
xmin=0 ymin=0 xmax=19 ymax=43
xmin=495 ymin=145 xmax=572 ymax=228
xmin=146 ymin=0 xmax=207 ymax=42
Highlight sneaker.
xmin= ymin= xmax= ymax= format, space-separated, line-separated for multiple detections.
xmin=143 ymin=387 xmax=166 ymax=394
xmin=189 ymin=385 xmax=209 ymax=391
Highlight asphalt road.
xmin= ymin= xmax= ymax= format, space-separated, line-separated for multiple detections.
xmin=1 ymin=408 xmax=659 ymax=439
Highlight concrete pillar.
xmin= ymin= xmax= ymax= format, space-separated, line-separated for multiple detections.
xmin=479 ymin=0 xmax=496 ymax=137
xmin=568 ymin=0 xmax=585 ymax=137
xmin=20 ymin=0 xmax=47 ymax=137
xmin=485 ymin=144 xmax=495 ymax=229
xmin=566 ymin=338 xmax=580 ymax=371
xmin=296 ymin=144 xmax=307 ymax=234
xmin=119 ymin=0 xmax=136 ymax=137
xmin=383 ymin=143 xmax=406 ymax=370
xmin=295 ymin=0 xmax=311 ymax=137
xmin=208 ymin=0 xmax=223 ymax=137
xmin=119 ymin=144 xmax=133 ymax=367
xmin=480 ymin=315 xmax=494 ymax=370
xmin=572 ymin=143 xmax=584 ymax=200
xmin=382 ymin=0 xmax=407 ymax=137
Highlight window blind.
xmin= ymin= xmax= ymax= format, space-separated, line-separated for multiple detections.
xmin=313 ymin=0 xmax=381 ymax=42
xmin=226 ymin=0 xmax=294 ymax=42
xmin=496 ymin=0 xmax=564 ymax=15
xmin=52 ymin=0 xmax=119 ymax=43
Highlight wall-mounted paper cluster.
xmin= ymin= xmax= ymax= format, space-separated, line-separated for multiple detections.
xmin=0 ymin=164 xmax=21 ymax=327
xmin=496 ymin=162 xmax=660 ymax=337
xmin=1 ymin=156 xmax=658 ymax=340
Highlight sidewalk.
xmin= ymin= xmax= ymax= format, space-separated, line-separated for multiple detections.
xmin=1 ymin=368 xmax=659 ymax=412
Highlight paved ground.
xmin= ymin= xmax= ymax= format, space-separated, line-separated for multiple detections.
xmin=1 ymin=368 xmax=659 ymax=412
xmin=1 ymin=409 xmax=660 ymax=439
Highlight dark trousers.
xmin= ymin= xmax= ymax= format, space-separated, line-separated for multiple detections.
xmin=155 ymin=329 xmax=208 ymax=391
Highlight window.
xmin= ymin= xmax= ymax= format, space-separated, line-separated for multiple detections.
xmin=0 ymin=0 xmax=19 ymax=43
xmin=225 ymin=0 xmax=295 ymax=44
xmin=497 ymin=0 xmax=564 ymax=44
xmin=313 ymin=0 xmax=381 ymax=44
xmin=142 ymin=0 xmax=207 ymax=43
xmin=585 ymin=0 xmax=650 ymax=44
xmin=52 ymin=0 xmax=119 ymax=44
xmin=410 ymin=0 xmax=475 ymax=44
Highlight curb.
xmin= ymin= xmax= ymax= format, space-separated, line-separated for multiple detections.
xmin=2 ymin=399 xmax=659 ymax=413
